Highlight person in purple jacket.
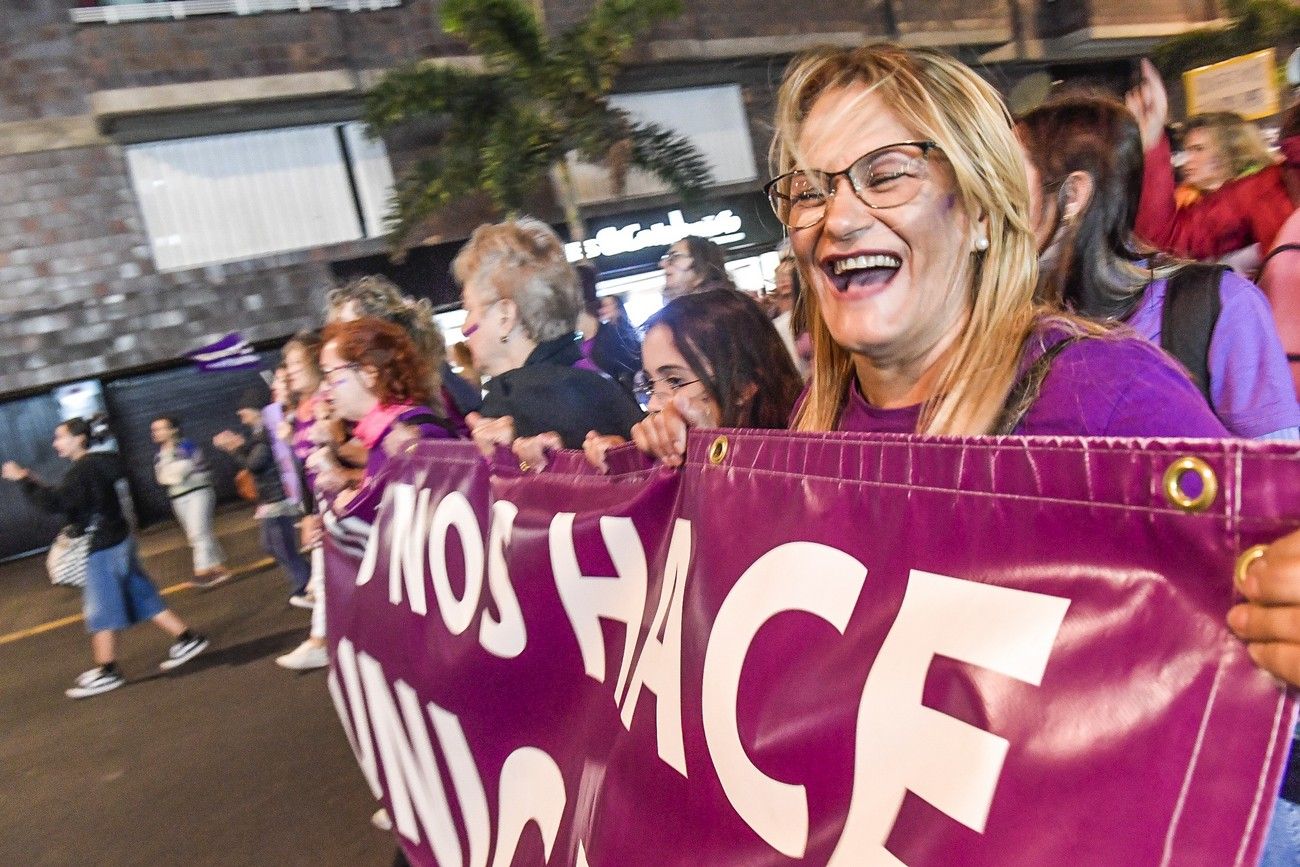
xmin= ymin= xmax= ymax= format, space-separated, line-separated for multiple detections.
xmin=1017 ymin=94 xmax=1300 ymax=441
xmin=317 ymin=317 xmax=455 ymax=525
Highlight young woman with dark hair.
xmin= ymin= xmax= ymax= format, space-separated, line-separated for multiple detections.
xmin=660 ymin=235 xmax=734 ymax=301
xmin=1017 ymin=94 xmax=1300 ymax=439
xmin=4 ymin=418 xmax=208 ymax=698
xmin=576 ymin=288 xmax=803 ymax=471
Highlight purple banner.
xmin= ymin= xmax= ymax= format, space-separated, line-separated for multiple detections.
xmin=325 ymin=433 xmax=1300 ymax=866
xmin=186 ymin=332 xmax=259 ymax=372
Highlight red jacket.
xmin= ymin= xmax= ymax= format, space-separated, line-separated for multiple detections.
xmin=1135 ymin=134 xmax=1295 ymax=260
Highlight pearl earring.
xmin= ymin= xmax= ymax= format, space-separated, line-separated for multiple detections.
xmin=974 ymin=236 xmax=989 ymax=252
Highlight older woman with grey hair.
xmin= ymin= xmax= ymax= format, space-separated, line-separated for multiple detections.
xmin=455 ymin=217 xmax=643 ymax=453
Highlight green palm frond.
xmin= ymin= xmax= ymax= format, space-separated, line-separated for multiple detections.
xmin=364 ymin=64 xmax=511 ymax=133
xmin=441 ymin=0 xmax=546 ymax=71
xmin=366 ymin=0 xmax=705 ymax=249
xmin=550 ymin=0 xmax=682 ymax=93
xmin=626 ymin=119 xmax=714 ymax=201
xmin=1153 ymin=0 xmax=1300 ymax=77
xmin=384 ymin=146 xmax=485 ymax=243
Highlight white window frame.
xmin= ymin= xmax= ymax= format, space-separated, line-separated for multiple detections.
xmin=71 ymin=0 xmax=399 ymax=25
xmin=125 ymin=121 xmax=395 ymax=272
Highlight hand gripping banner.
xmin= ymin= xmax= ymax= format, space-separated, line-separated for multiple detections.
xmin=324 ymin=432 xmax=1300 ymax=867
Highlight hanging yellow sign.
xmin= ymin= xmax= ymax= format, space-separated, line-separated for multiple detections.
xmin=1183 ymin=48 xmax=1280 ymax=120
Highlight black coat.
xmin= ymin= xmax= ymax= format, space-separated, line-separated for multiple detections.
xmin=22 ymin=451 xmax=131 ymax=552
xmin=229 ymin=425 xmax=288 ymax=504
xmin=479 ymin=334 xmax=644 ymax=449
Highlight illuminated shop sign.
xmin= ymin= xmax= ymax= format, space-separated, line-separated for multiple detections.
xmin=564 ymin=208 xmax=747 ymax=263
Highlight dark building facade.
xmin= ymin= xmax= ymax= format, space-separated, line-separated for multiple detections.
xmin=0 ymin=0 xmax=1231 ymax=553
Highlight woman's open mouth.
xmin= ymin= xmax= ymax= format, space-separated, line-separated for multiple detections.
xmin=826 ymin=253 xmax=902 ymax=293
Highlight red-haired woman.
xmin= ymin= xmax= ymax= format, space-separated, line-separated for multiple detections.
xmin=317 ymin=317 xmax=457 ymax=522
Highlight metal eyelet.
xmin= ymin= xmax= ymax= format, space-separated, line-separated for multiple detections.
xmin=708 ymin=435 xmax=729 ymax=466
xmin=1162 ymin=456 xmax=1218 ymax=513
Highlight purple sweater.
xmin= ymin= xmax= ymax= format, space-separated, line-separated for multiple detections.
xmin=838 ymin=327 xmax=1231 ymax=438
xmin=1125 ymin=270 xmax=1300 ymax=438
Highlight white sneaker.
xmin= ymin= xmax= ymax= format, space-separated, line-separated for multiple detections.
xmin=371 ymin=808 xmax=392 ymax=831
xmin=66 ymin=667 xmax=125 ymax=699
xmin=160 ymin=634 xmax=209 ymax=672
xmin=276 ymin=641 xmax=329 ymax=670
xmin=288 ymin=592 xmax=316 ymax=610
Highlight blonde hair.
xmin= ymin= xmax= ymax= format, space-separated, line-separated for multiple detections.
xmin=775 ymin=43 xmax=1047 ymax=435
xmin=1184 ymin=112 xmax=1277 ymax=183
xmin=452 ymin=217 xmax=581 ymax=343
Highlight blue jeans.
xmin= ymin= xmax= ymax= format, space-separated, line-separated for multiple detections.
xmin=83 ymin=538 xmax=166 ymax=632
xmin=1260 ymin=793 xmax=1300 ymax=867
xmin=259 ymin=514 xmax=310 ymax=595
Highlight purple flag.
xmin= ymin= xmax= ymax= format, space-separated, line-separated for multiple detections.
xmin=187 ymin=332 xmax=259 ymax=372
xmin=325 ymin=433 xmax=1299 ymax=866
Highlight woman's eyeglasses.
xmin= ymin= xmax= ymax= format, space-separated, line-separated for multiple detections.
xmin=633 ymin=369 xmax=701 ymax=403
xmin=764 ymin=140 xmax=940 ymax=229
xmin=461 ymin=299 xmax=502 ymax=339
xmin=659 ymin=251 xmax=692 ymax=267
xmin=320 ymin=362 xmax=359 ymax=385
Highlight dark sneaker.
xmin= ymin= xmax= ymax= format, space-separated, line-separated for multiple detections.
xmin=190 ymin=569 xmax=231 ymax=590
xmin=66 ymin=667 xmax=125 ymax=699
xmin=159 ymin=634 xmax=209 ymax=672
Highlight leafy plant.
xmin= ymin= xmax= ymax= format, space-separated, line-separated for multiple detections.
xmin=364 ymin=0 xmax=713 ymax=250
xmin=1152 ymin=0 xmax=1300 ymax=78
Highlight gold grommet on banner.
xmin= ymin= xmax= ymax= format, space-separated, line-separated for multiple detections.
xmin=1162 ymin=456 xmax=1218 ymax=513
xmin=1235 ymin=544 xmax=1269 ymax=590
xmin=708 ymin=435 xmax=729 ymax=466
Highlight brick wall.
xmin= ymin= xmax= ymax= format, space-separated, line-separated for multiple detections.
xmin=0 ymin=143 xmax=385 ymax=395
xmin=74 ymin=1 xmax=456 ymax=91
xmin=0 ymin=0 xmax=1231 ymax=399
xmin=0 ymin=0 xmax=446 ymax=397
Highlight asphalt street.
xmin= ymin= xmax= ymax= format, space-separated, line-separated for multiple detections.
xmin=0 ymin=506 xmax=394 ymax=867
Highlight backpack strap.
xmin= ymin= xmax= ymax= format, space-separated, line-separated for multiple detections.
xmin=1160 ymin=264 xmax=1225 ymax=406
xmin=992 ymin=334 xmax=1089 ymax=435
xmin=1259 ymin=242 xmax=1300 ymax=276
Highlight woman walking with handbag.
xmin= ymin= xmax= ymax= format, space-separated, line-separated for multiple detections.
xmin=3 ymin=417 xmax=209 ymax=698
xmin=151 ymin=415 xmax=230 ymax=588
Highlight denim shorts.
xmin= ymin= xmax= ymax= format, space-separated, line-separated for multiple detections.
xmin=83 ymin=538 xmax=167 ymax=633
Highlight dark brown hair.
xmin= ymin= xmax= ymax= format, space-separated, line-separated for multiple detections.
xmin=679 ymin=235 xmax=732 ymax=289
xmin=321 ymin=317 xmax=431 ymax=407
xmin=1017 ymin=94 xmax=1152 ymax=319
xmin=643 ymin=288 xmax=802 ymax=428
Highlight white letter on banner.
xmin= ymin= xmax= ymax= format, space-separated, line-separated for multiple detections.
xmin=355 ymin=520 xmax=381 ymax=587
xmin=619 ymin=518 xmax=692 ymax=776
xmin=702 ymin=543 xmax=868 ymax=859
xmin=357 ymin=652 xmax=463 ymax=864
xmin=430 ymin=491 xmax=485 ymax=636
xmin=491 ymin=747 xmax=567 ymax=867
xmin=327 ymin=642 xmax=382 ymax=799
xmin=551 ymin=513 xmax=647 ymax=701
xmin=829 ymin=570 xmax=1069 ymax=866
xmin=427 ymin=701 xmax=490 ymax=867
xmin=387 ymin=484 xmax=430 ymax=615
xmin=480 ymin=500 xmax=526 ymax=659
